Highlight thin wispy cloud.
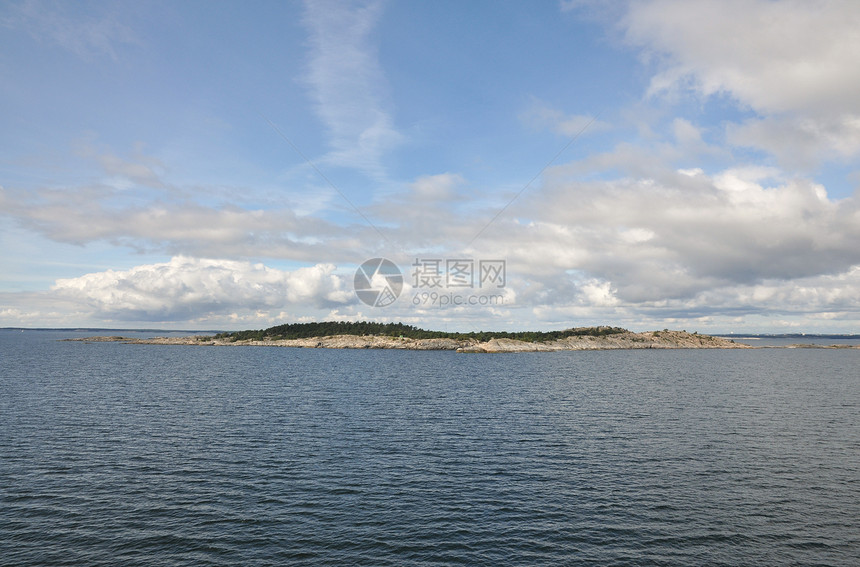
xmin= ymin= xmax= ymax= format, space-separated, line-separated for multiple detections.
xmin=301 ymin=0 xmax=402 ymax=179
xmin=1 ymin=0 xmax=138 ymax=60
xmin=520 ymin=98 xmax=609 ymax=137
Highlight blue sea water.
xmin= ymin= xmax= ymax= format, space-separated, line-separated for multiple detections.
xmin=1 ymin=329 xmax=859 ymax=566
xmin=723 ymin=335 xmax=860 ymax=348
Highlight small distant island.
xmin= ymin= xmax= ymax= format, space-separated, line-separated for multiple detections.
xmin=68 ymin=321 xmax=753 ymax=352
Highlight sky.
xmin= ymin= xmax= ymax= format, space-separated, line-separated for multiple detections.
xmin=2 ymin=0 xmax=860 ymax=333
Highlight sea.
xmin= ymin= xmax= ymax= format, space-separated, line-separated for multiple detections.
xmin=1 ymin=329 xmax=859 ymax=566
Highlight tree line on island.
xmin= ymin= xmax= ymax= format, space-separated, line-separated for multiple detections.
xmin=215 ymin=321 xmax=627 ymax=343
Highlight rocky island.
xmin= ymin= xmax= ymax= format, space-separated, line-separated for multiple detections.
xmin=68 ymin=322 xmax=750 ymax=352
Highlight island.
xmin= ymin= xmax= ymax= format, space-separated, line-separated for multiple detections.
xmin=67 ymin=322 xmax=752 ymax=352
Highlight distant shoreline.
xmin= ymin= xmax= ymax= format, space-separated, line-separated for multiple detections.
xmin=64 ymin=329 xmax=763 ymax=352
xmin=6 ymin=327 xmax=859 ymax=342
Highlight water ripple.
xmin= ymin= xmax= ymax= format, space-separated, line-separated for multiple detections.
xmin=1 ymin=333 xmax=859 ymax=565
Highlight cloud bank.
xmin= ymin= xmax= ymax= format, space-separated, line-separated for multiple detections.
xmin=7 ymin=157 xmax=858 ymax=330
xmin=51 ymin=257 xmax=351 ymax=321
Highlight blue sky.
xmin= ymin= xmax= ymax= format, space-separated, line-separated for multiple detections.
xmin=2 ymin=0 xmax=860 ymax=332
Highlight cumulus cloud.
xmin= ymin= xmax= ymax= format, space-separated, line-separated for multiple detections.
xmin=460 ymin=161 xmax=860 ymax=311
xmin=363 ymin=159 xmax=860 ymax=326
xmin=7 ymin=151 xmax=860 ymax=330
xmin=693 ymin=266 xmax=860 ymax=316
xmin=51 ymin=257 xmax=352 ymax=321
xmin=622 ymin=0 xmax=860 ymax=164
xmin=624 ymin=0 xmax=860 ymax=115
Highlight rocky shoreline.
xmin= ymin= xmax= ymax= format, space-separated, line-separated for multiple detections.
xmin=67 ymin=330 xmax=755 ymax=352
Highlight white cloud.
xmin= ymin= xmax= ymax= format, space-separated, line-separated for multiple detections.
xmin=0 ymin=182 xmax=384 ymax=262
xmin=75 ymin=141 xmax=168 ymax=190
xmin=728 ymin=115 xmax=860 ymax=168
xmin=580 ymin=279 xmax=619 ymax=307
xmin=629 ymin=266 xmax=860 ymax=324
xmin=8 ymin=151 xmax=860 ymax=330
xmin=463 ymin=161 xmax=860 ymax=309
xmin=50 ymin=257 xmax=352 ymax=321
xmin=8 ymin=1 xmax=860 ymax=334
xmin=671 ymin=118 xmax=701 ymax=146
xmin=622 ymin=0 xmax=860 ymax=164
xmin=624 ymin=0 xmax=860 ymax=115
xmin=302 ymin=0 xmax=402 ymax=177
